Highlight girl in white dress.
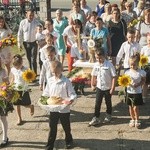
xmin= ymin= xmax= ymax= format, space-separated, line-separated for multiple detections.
xmin=0 ymin=16 xmax=12 ymax=75
xmin=10 ymin=54 xmax=34 ymax=125
xmin=0 ymin=57 xmax=9 ymax=147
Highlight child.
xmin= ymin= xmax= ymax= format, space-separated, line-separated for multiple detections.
xmin=39 ymin=46 xmax=57 ymax=91
xmin=10 ymin=54 xmax=34 ymax=125
xmin=40 ymin=34 xmax=56 ymax=63
xmin=0 ymin=57 xmax=9 ymax=147
xmin=35 ymin=24 xmax=46 ymax=70
xmin=89 ymin=48 xmax=116 ymax=126
xmin=84 ymin=11 xmax=97 ymax=36
xmin=125 ymin=53 xmax=146 ymax=128
xmin=116 ymin=29 xmax=141 ymax=71
xmin=140 ymin=33 xmax=150 ymax=102
xmin=42 ymin=61 xmax=77 ymax=150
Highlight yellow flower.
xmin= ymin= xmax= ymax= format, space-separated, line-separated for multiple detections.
xmin=0 ymin=90 xmax=7 ymax=97
xmin=118 ymin=75 xmax=131 ymax=87
xmin=22 ymin=69 xmax=36 ymax=83
xmin=139 ymin=55 xmax=148 ymax=67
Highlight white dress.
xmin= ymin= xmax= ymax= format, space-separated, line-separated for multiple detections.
xmin=0 ymin=28 xmax=12 ymax=64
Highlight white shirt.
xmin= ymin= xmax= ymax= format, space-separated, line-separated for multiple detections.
xmin=42 ymin=75 xmax=77 ymax=113
xmin=91 ymin=60 xmax=116 ymax=90
xmin=35 ymin=32 xmax=45 ymax=41
xmin=81 ymin=5 xmax=92 ymax=17
xmin=125 ymin=69 xmax=146 ymax=94
xmin=17 ymin=18 xmax=40 ymax=45
xmin=11 ymin=66 xmax=29 ymax=91
xmin=62 ymin=25 xmax=76 ymax=47
xmin=140 ymin=46 xmax=150 ymax=64
xmin=39 ymin=59 xmax=53 ymax=85
xmin=71 ymin=42 xmax=88 ymax=59
xmin=116 ymin=41 xmax=141 ymax=68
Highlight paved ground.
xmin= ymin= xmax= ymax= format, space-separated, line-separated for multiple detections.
xmin=0 ymin=1 xmax=150 ymax=149
xmin=0 ymin=54 xmax=150 ymax=150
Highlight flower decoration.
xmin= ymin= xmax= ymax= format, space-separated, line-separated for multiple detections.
xmin=118 ymin=75 xmax=131 ymax=87
xmin=139 ymin=55 xmax=148 ymax=67
xmin=0 ymin=37 xmax=17 ymax=50
xmin=0 ymin=82 xmax=20 ymax=114
xmin=22 ymin=69 xmax=36 ymax=83
xmin=71 ymin=76 xmax=88 ymax=95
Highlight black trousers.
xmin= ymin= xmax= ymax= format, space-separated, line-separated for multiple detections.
xmin=94 ymin=88 xmax=112 ymax=118
xmin=46 ymin=112 xmax=73 ymax=150
xmin=23 ymin=41 xmax=38 ymax=74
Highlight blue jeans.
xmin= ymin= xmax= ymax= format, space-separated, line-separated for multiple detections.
xmin=94 ymin=88 xmax=112 ymax=118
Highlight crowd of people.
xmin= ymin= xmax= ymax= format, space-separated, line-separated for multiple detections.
xmin=0 ymin=0 xmax=150 ymax=149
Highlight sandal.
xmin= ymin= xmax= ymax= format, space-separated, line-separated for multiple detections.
xmin=135 ymin=120 xmax=141 ymax=129
xmin=30 ymin=105 xmax=34 ymax=116
xmin=17 ymin=120 xmax=23 ymax=126
xmin=129 ymin=120 xmax=135 ymax=127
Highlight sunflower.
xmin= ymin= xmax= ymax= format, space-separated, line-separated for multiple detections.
xmin=139 ymin=55 xmax=148 ymax=67
xmin=22 ymin=69 xmax=36 ymax=83
xmin=118 ymin=75 xmax=131 ymax=87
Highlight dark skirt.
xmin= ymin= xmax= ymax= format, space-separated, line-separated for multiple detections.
xmin=126 ymin=93 xmax=143 ymax=106
xmin=0 ymin=102 xmax=14 ymax=116
xmin=13 ymin=91 xmax=31 ymax=106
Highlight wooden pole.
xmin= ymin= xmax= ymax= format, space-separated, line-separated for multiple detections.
xmin=46 ymin=0 xmax=51 ymax=19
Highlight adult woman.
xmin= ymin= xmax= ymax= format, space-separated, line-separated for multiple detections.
xmin=95 ymin=0 xmax=106 ymax=17
xmin=90 ymin=17 xmax=112 ymax=56
xmin=63 ymin=19 xmax=83 ymax=72
xmin=101 ymin=3 xmax=112 ymax=26
xmin=0 ymin=16 xmax=12 ymax=75
xmin=69 ymin=1 xmax=86 ymax=26
xmin=107 ymin=8 xmax=127 ymax=66
xmin=135 ymin=8 xmax=150 ymax=47
xmin=53 ymin=9 xmax=68 ymax=66
xmin=121 ymin=2 xmax=137 ymax=26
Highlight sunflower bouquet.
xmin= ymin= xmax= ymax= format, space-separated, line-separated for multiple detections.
xmin=0 ymin=37 xmax=17 ymax=51
xmin=139 ymin=55 xmax=148 ymax=68
xmin=0 ymin=82 xmax=20 ymax=114
xmin=22 ymin=69 xmax=36 ymax=83
xmin=117 ymin=74 xmax=132 ymax=102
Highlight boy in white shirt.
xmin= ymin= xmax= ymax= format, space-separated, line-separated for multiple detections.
xmin=116 ymin=29 xmax=141 ymax=71
xmin=42 ymin=61 xmax=77 ymax=149
xmin=89 ymin=48 xmax=116 ymax=126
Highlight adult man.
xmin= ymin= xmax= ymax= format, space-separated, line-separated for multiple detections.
xmin=17 ymin=10 xmax=40 ymax=75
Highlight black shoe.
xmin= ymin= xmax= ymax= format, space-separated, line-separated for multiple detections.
xmin=0 ymin=138 xmax=9 ymax=147
xmin=66 ymin=141 xmax=73 ymax=149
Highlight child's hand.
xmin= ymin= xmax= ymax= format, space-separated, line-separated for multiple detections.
xmin=62 ymin=100 xmax=73 ymax=105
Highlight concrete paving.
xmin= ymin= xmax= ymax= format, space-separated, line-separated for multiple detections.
xmin=0 ymin=57 xmax=150 ymax=150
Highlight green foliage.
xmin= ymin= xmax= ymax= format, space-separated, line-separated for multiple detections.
xmin=39 ymin=96 xmax=49 ymax=105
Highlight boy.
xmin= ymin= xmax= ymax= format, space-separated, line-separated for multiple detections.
xmin=42 ymin=61 xmax=77 ymax=150
xmin=39 ymin=46 xmax=57 ymax=91
xmin=89 ymin=48 xmax=116 ymax=126
xmin=116 ymin=29 xmax=141 ymax=71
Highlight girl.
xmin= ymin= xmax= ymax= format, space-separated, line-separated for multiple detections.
xmin=0 ymin=16 xmax=12 ymax=76
xmin=10 ymin=54 xmax=34 ymax=125
xmin=39 ymin=46 xmax=57 ymax=91
xmin=0 ymin=57 xmax=9 ymax=147
xmin=40 ymin=34 xmax=56 ymax=63
xmin=125 ymin=53 xmax=146 ymax=128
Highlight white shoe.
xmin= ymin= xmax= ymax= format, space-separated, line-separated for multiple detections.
xmin=89 ymin=117 xmax=100 ymax=126
xmin=104 ymin=114 xmax=112 ymax=123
